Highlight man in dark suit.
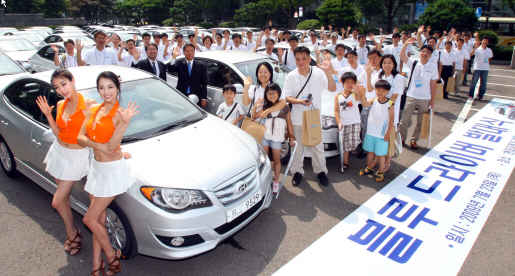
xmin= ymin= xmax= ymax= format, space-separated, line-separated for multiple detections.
xmin=167 ymin=43 xmax=208 ymax=108
xmin=133 ymin=43 xmax=167 ymax=81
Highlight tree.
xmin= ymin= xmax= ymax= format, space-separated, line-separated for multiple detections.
xmin=316 ymin=0 xmax=361 ymax=28
xmin=5 ymin=0 xmax=43 ymax=13
xmin=42 ymin=0 xmax=67 ymax=17
xmin=259 ymin=0 xmax=315 ymax=29
xmin=297 ymin=19 xmax=321 ymax=30
xmin=381 ymin=0 xmax=417 ymax=33
xmin=502 ymin=0 xmax=515 ymax=14
xmin=234 ymin=1 xmax=275 ymax=27
xmin=169 ymin=0 xmax=201 ymax=25
xmin=116 ymin=0 xmax=171 ymax=25
xmin=418 ymin=0 xmax=477 ymax=32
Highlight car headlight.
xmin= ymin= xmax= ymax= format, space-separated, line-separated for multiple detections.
xmin=257 ymin=143 xmax=267 ymax=174
xmin=321 ymin=115 xmax=337 ymax=129
xmin=140 ymin=187 xmax=212 ymax=212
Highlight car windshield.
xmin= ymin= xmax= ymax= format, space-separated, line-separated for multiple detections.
xmin=0 ymin=39 xmax=36 ymax=52
xmin=0 ymin=52 xmax=24 ymax=75
xmin=234 ymin=58 xmax=287 ymax=88
xmin=80 ymin=78 xmax=205 ymax=140
xmin=17 ymin=33 xmax=44 ymax=42
xmin=64 ymin=36 xmax=95 ymax=47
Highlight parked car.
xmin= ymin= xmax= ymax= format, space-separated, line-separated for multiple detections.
xmin=0 ymin=50 xmax=29 ymax=76
xmin=40 ymin=34 xmax=95 ymax=47
xmin=14 ymin=31 xmax=46 ymax=46
xmin=0 ymin=65 xmax=273 ymax=260
xmin=0 ymin=36 xmax=38 ymax=72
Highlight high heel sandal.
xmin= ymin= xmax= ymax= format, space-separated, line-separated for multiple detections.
xmin=106 ymin=249 xmax=123 ymax=276
xmin=64 ymin=231 xmax=81 ymax=256
xmin=90 ymin=261 xmax=105 ymax=276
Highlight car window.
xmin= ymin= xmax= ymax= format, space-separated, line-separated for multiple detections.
xmin=235 ymin=59 xmax=287 ymax=88
xmin=203 ymin=59 xmax=240 ymax=88
xmin=44 ymin=36 xmax=59 ymax=43
xmin=0 ymin=52 xmax=25 ymax=75
xmin=0 ymin=39 xmax=37 ymax=52
xmin=38 ymin=45 xmax=64 ymax=61
xmin=3 ymin=79 xmax=52 ymax=123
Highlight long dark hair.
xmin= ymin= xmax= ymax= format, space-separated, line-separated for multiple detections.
xmin=51 ymin=68 xmax=74 ymax=84
xmin=263 ymin=82 xmax=282 ymax=110
xmin=255 ymin=62 xmax=273 ymax=87
xmin=96 ymin=71 xmax=121 ymax=101
xmin=379 ymin=54 xmax=398 ymax=79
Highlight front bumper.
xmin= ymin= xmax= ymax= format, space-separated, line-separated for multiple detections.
xmin=304 ymin=127 xmax=339 ymax=158
xmin=118 ymin=161 xmax=273 ymax=260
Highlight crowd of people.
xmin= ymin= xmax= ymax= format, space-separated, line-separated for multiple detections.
xmin=39 ymin=24 xmax=494 ymax=275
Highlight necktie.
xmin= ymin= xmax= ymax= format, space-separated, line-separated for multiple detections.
xmin=151 ymin=61 xmax=157 ymax=74
xmin=187 ymin=61 xmax=192 ymax=94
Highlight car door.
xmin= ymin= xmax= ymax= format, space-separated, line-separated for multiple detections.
xmin=30 ymin=45 xmax=62 ymax=72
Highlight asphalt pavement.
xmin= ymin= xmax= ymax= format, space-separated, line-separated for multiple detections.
xmin=0 ymin=65 xmax=513 ymax=276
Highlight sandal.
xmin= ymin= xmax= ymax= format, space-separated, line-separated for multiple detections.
xmin=375 ymin=171 xmax=385 ymax=182
xmin=410 ymin=139 xmax=418 ymax=150
xmin=106 ymin=249 xmax=123 ymax=276
xmin=342 ymin=163 xmax=350 ymax=169
xmin=65 ymin=231 xmax=81 ymax=256
xmin=90 ymin=261 xmax=105 ymax=276
xmin=359 ymin=167 xmax=374 ymax=177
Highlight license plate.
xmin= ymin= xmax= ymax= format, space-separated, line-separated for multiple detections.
xmin=226 ymin=190 xmax=262 ymax=223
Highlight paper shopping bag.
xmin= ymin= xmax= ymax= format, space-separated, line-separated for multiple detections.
xmin=420 ymin=112 xmax=431 ymax=139
xmin=434 ymin=82 xmax=444 ymax=101
xmin=241 ymin=117 xmax=265 ymax=143
xmin=302 ymin=109 xmax=322 ymax=146
xmin=447 ymin=76 xmax=456 ymax=93
xmin=388 ymin=130 xmax=403 ymax=158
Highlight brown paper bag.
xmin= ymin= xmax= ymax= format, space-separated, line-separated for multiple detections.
xmin=302 ymin=109 xmax=322 ymax=146
xmin=420 ymin=112 xmax=431 ymax=139
xmin=434 ymin=82 xmax=444 ymax=101
xmin=241 ymin=117 xmax=265 ymax=143
xmin=447 ymin=76 xmax=455 ymax=93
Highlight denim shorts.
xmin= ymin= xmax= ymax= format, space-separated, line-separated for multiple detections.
xmin=262 ymin=139 xmax=282 ymax=150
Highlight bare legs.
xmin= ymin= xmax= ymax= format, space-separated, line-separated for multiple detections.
xmin=52 ymin=179 xmax=80 ymax=254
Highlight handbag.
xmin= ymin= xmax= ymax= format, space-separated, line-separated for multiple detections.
xmin=288 ymin=66 xmax=313 ymax=110
xmin=302 ymin=108 xmax=322 ymax=146
xmin=401 ymin=60 xmax=418 ymax=111
xmin=241 ymin=117 xmax=266 ymax=143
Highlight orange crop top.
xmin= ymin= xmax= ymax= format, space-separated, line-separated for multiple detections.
xmin=56 ymin=93 xmax=86 ymax=145
xmin=86 ymin=102 xmax=119 ymax=144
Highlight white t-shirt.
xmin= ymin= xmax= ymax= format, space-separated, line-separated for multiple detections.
xmin=229 ymin=44 xmax=248 ymax=51
xmin=439 ymin=49 xmax=457 ymax=66
xmin=247 ymin=84 xmax=286 ymax=111
xmin=382 ymin=44 xmax=403 ymax=71
xmin=374 ymin=72 xmax=404 ymax=126
xmin=337 ymin=93 xmax=360 ymax=125
xmin=246 ymin=41 xmax=256 ymax=51
xmin=83 ymin=47 xmax=117 ymax=65
xmin=331 ymin=57 xmax=349 ymax=72
xmin=406 ymin=58 xmax=439 ymax=100
xmin=119 ymin=51 xmax=142 ymax=67
xmin=263 ymin=51 xmax=279 ymax=61
xmin=284 ymin=67 xmax=328 ymax=125
xmin=356 ymin=46 xmax=369 ymax=65
xmin=59 ymin=54 xmax=78 ymax=68
xmin=367 ymin=98 xmax=391 ymax=138
xmin=336 ymin=64 xmax=367 ymax=93
xmin=158 ymin=44 xmax=173 ymax=62
xmin=216 ymin=102 xmax=245 ymax=123
xmin=281 ymin=48 xmax=297 ymax=71
xmin=138 ymin=45 xmax=148 ymax=60
xmin=473 ymin=47 xmax=493 ymax=71
xmin=429 ymin=50 xmax=440 ymax=65
xmin=453 ymin=47 xmax=470 ymax=70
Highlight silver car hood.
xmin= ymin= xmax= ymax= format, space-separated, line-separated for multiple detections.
xmin=124 ymin=115 xmax=259 ymax=192
xmin=6 ymin=50 xmax=37 ymax=62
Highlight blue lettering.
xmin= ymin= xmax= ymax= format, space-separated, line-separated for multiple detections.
xmin=450 ymin=141 xmax=493 ymax=156
xmin=408 ymin=208 xmax=438 ymax=229
xmin=348 ymin=219 xmax=385 ymax=245
xmin=425 ymin=162 xmax=475 ymax=182
xmin=407 ymin=175 xmax=441 ymax=193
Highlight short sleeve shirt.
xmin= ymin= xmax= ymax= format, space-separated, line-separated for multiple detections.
xmin=83 ymin=47 xmax=118 ymax=65
xmin=453 ymin=48 xmax=470 ymax=70
xmin=406 ymin=58 xmax=439 ymax=100
xmin=217 ymin=102 xmax=245 ymax=122
xmin=284 ymin=67 xmax=328 ymax=125
xmin=473 ymin=47 xmax=493 ymax=71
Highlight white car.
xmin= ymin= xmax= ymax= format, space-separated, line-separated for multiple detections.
xmin=40 ymin=34 xmax=94 ymax=47
xmin=0 ymin=65 xmax=273 ymax=260
xmin=0 ymin=36 xmax=38 ymax=71
xmin=14 ymin=31 xmax=46 ymax=46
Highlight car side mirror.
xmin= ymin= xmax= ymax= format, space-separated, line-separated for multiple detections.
xmin=234 ymin=83 xmax=244 ymax=93
xmin=188 ymin=94 xmax=199 ymax=104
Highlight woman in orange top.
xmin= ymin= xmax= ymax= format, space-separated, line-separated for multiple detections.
xmin=77 ymin=71 xmax=138 ymax=276
xmin=36 ymin=69 xmax=96 ymax=256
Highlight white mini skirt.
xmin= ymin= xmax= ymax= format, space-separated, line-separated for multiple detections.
xmin=43 ymin=141 xmax=90 ymax=181
xmin=84 ymin=158 xmax=135 ymax=198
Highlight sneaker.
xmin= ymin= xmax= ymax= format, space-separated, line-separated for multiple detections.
xmin=375 ymin=171 xmax=385 ymax=182
xmin=317 ymin=172 xmax=329 ymax=187
xmin=272 ymin=181 xmax=280 ymax=194
xmin=292 ymin=173 xmax=303 ymax=187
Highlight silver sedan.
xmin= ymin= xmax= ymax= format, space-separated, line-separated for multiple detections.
xmin=0 ymin=65 xmax=273 ymax=260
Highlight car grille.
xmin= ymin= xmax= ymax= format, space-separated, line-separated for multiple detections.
xmin=214 ymin=196 xmax=265 ymax=235
xmin=214 ymin=167 xmax=257 ymax=206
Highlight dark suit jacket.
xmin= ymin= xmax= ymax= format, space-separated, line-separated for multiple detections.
xmin=133 ymin=58 xmax=167 ymax=81
xmin=167 ymin=58 xmax=207 ymax=100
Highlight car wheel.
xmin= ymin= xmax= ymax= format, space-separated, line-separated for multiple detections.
xmin=280 ymin=142 xmax=291 ymax=165
xmin=105 ymin=203 xmax=138 ymax=259
xmin=0 ymin=137 xmax=17 ymax=177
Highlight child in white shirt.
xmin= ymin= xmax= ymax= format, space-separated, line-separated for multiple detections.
xmin=216 ymin=85 xmax=245 ymax=125
xmin=359 ymin=80 xmax=394 ymax=182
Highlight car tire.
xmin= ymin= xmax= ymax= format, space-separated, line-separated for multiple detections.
xmin=105 ymin=203 xmax=138 ymax=259
xmin=0 ymin=137 xmax=17 ymax=178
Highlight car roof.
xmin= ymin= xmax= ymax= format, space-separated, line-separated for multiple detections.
xmin=31 ymin=66 xmax=153 ymax=90
xmin=195 ymin=50 xmax=267 ymax=64
xmin=0 ymin=36 xmax=30 ymax=41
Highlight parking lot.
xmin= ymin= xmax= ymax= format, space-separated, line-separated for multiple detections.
xmin=0 ymin=65 xmax=514 ymax=276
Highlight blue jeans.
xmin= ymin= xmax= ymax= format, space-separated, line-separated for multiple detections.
xmin=468 ymin=70 xmax=489 ymax=98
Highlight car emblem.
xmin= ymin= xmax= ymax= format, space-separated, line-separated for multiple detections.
xmin=237 ymin=182 xmax=248 ymax=193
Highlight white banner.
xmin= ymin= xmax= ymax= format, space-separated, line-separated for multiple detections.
xmin=275 ymin=98 xmax=515 ymax=276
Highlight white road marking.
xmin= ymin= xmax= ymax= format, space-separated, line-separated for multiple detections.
xmin=484 ymin=93 xmax=515 ymax=100
xmin=452 ymin=79 xmax=479 ymax=132
xmin=489 ymin=74 xmax=515 ymax=79
xmin=489 ymin=68 xmax=515 ymax=72
xmin=487 ymin=82 xmax=515 ymax=87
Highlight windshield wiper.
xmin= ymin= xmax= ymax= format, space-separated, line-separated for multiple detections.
xmin=156 ymin=118 xmax=197 ymax=133
xmin=122 ymin=135 xmax=146 ymax=143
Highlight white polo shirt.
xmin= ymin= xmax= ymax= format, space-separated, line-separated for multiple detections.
xmin=284 ymin=67 xmax=328 ymax=125
xmin=406 ymin=57 xmax=439 ymax=100
xmin=355 ymin=46 xmax=369 ymax=65
xmin=331 ymin=56 xmax=349 ymax=72
xmin=281 ymin=47 xmax=297 ymax=71
xmin=453 ymin=47 xmax=470 ymax=70
xmin=382 ymin=44 xmax=403 ymax=71
xmin=439 ymin=49 xmax=457 ymax=66
xmin=83 ymin=47 xmax=117 ymax=65
xmin=473 ymin=47 xmax=493 ymax=71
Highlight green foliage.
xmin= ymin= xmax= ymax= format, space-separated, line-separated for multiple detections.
xmin=418 ymin=0 xmax=477 ymax=32
xmin=297 ymin=19 xmax=321 ymax=30
xmin=169 ymin=0 xmax=201 ymax=25
xmin=493 ymin=45 xmax=513 ymax=61
xmin=316 ymin=0 xmax=361 ymax=28
xmin=219 ymin=21 xmax=237 ymax=28
xmin=234 ymin=1 xmax=275 ymax=27
xmin=42 ymin=0 xmax=66 ymax=17
xmin=478 ymin=30 xmax=499 ymax=46
xmin=116 ymin=0 xmax=171 ymax=25
xmin=398 ymin=24 xmax=418 ymax=33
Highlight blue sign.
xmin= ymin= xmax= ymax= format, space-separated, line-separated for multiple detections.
xmin=475 ymin=7 xmax=482 ymax=18
xmin=415 ymin=2 xmax=428 ymax=20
